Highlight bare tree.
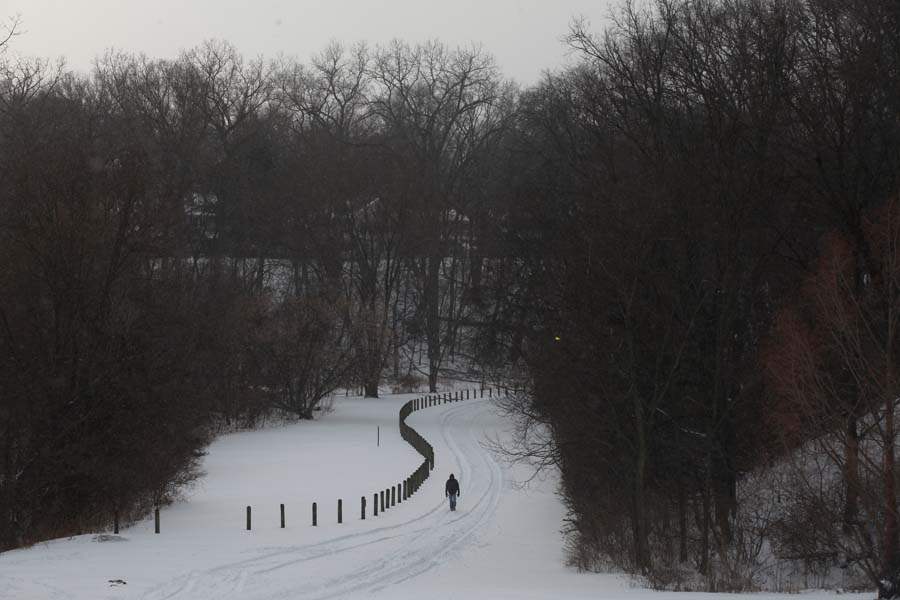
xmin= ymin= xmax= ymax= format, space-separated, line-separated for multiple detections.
xmin=0 ymin=15 xmax=20 ymax=52
xmin=368 ymin=40 xmax=510 ymax=391
xmin=766 ymin=197 xmax=900 ymax=595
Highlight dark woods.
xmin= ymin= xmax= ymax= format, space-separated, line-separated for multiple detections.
xmin=1 ymin=0 xmax=900 ymax=595
xmin=0 ymin=39 xmax=510 ymax=550
xmin=491 ymin=0 xmax=900 ymax=594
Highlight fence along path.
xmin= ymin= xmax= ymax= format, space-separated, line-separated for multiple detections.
xmin=145 ymin=386 xmax=510 ymax=533
xmin=364 ymin=387 xmax=510 ymax=520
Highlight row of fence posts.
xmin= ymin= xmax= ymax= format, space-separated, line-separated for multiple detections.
xmin=142 ymin=386 xmax=516 ymax=533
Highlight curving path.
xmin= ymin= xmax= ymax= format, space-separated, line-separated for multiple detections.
xmin=138 ymin=399 xmax=502 ymax=600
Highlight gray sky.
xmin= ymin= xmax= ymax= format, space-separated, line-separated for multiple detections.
xmin=1 ymin=0 xmax=616 ymax=84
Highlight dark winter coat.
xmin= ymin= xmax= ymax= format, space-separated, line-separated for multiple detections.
xmin=445 ymin=476 xmax=460 ymax=497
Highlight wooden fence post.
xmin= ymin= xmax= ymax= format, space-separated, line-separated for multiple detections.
xmin=391 ymin=486 xmax=396 ymax=507
xmin=246 ymin=506 xmax=252 ymax=531
xmin=361 ymin=496 xmax=366 ymax=520
xmin=280 ymin=503 xmax=285 ymax=528
xmin=374 ymin=493 xmax=378 ymax=516
xmin=312 ymin=502 xmax=317 ymax=526
xmin=380 ymin=490 xmax=385 ymax=512
xmin=338 ymin=499 xmax=342 ymax=524
xmin=154 ymin=507 xmax=160 ymax=534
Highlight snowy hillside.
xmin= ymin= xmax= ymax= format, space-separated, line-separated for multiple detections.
xmin=0 ymin=395 xmax=871 ymax=599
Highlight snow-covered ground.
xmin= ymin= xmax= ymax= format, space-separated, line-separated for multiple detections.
xmin=0 ymin=394 xmax=872 ymax=599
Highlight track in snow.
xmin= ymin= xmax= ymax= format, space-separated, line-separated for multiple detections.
xmin=139 ymin=399 xmax=502 ymax=600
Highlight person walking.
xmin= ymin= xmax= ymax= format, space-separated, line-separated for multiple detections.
xmin=445 ymin=473 xmax=460 ymax=511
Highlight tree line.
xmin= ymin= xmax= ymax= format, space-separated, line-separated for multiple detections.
xmin=0 ymin=36 xmax=510 ymax=550
xmin=2 ymin=1 xmax=900 ymax=596
xmin=482 ymin=0 xmax=900 ymax=595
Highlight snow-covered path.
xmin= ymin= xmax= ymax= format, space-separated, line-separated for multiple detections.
xmin=1 ymin=394 xmax=872 ymax=600
xmin=138 ymin=400 xmax=501 ymax=600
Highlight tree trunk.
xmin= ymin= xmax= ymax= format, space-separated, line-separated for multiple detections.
xmin=880 ymin=396 xmax=899 ymax=598
xmin=879 ymin=255 xmax=898 ymax=598
xmin=843 ymin=414 xmax=860 ymax=534
xmin=426 ymin=253 xmax=441 ymax=393
xmin=699 ymin=481 xmax=710 ymax=577
xmin=392 ymin=306 xmax=400 ymax=379
xmin=633 ymin=415 xmax=651 ymax=572
xmin=679 ymin=483 xmax=688 ymax=563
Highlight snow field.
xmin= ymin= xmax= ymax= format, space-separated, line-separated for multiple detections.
xmin=0 ymin=392 xmax=875 ymax=600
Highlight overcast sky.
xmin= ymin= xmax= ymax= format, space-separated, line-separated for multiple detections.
xmin=1 ymin=0 xmax=616 ymax=84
